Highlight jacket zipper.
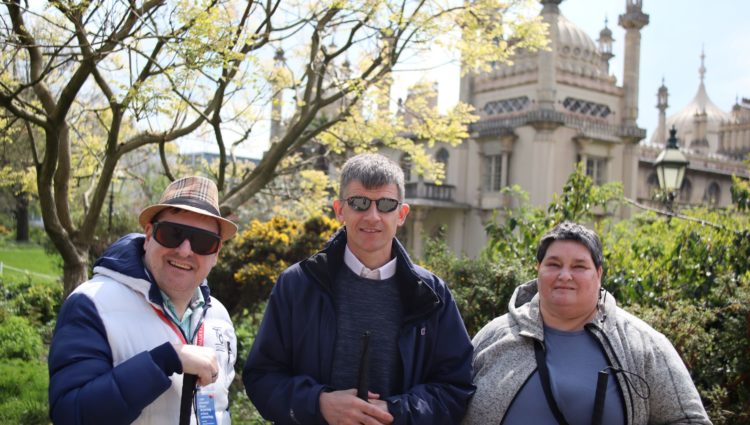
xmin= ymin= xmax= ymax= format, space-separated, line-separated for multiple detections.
xmin=191 ymin=303 xmax=210 ymax=344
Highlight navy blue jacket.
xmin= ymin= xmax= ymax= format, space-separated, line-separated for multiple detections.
xmin=243 ymin=229 xmax=475 ymax=424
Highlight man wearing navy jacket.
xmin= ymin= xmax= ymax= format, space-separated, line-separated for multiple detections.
xmin=243 ymin=153 xmax=475 ymax=425
xmin=48 ymin=176 xmax=238 ymax=424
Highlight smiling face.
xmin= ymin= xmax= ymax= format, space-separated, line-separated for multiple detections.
xmin=143 ymin=209 xmax=221 ymax=307
xmin=333 ymin=180 xmax=410 ymax=269
xmin=536 ymin=240 xmax=603 ymax=331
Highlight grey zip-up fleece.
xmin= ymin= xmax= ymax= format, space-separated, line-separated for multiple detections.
xmin=463 ymin=280 xmax=711 ymax=425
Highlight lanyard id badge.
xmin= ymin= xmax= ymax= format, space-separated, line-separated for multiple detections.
xmin=151 ymin=305 xmax=210 ymax=424
xmin=195 ymin=391 xmax=218 ymax=425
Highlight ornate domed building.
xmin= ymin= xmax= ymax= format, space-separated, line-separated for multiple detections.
xmin=638 ymin=52 xmax=749 ymax=210
xmin=399 ymin=0 xmax=648 ymax=257
xmin=396 ymin=0 xmax=749 ymax=258
xmin=650 ymin=53 xmax=731 ymax=154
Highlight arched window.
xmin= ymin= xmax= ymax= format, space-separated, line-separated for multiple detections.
xmin=400 ymin=153 xmax=412 ymax=182
xmin=679 ymin=178 xmax=692 ymax=203
xmin=435 ymin=148 xmax=449 ymax=180
xmin=704 ymin=182 xmax=721 ymax=206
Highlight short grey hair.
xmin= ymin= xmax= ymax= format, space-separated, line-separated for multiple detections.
xmin=339 ymin=153 xmax=405 ymax=201
xmin=536 ymin=221 xmax=603 ymax=268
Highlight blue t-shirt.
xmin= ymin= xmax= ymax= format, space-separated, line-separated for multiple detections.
xmin=503 ymin=326 xmax=625 ymax=425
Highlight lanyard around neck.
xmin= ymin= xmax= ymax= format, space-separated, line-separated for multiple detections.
xmin=151 ymin=305 xmax=205 ymax=345
xmin=151 ymin=305 xmax=205 ymax=425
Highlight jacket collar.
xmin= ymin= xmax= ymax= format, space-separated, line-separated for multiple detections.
xmin=92 ymin=233 xmax=211 ymax=307
xmin=508 ymin=279 xmax=618 ymax=340
xmin=302 ymin=227 xmax=441 ymax=321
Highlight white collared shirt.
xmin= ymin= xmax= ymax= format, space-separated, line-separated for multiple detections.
xmin=343 ymin=245 xmax=397 ymax=280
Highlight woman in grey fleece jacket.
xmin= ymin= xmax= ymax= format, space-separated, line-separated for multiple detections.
xmin=463 ymin=222 xmax=710 ymax=425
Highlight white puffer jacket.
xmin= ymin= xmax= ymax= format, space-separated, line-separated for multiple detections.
xmin=48 ymin=233 xmax=236 ymax=425
xmin=77 ymin=270 xmax=236 ymax=425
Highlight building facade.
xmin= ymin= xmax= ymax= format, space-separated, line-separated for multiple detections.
xmin=398 ymin=0 xmax=749 ymax=258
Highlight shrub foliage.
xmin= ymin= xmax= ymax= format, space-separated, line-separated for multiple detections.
xmin=210 ymin=215 xmax=339 ymax=316
xmin=423 ymin=166 xmax=750 ymax=423
xmin=0 ymin=275 xmax=62 ymax=424
xmin=6 ymin=164 xmax=747 ymax=423
xmin=0 ymin=359 xmax=50 ymax=425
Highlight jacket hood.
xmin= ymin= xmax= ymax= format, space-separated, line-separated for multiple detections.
xmin=302 ymin=227 xmax=441 ymax=322
xmin=93 ymin=233 xmax=210 ymax=306
xmin=94 ymin=234 xmax=150 ymax=281
xmin=507 ymin=279 xmax=618 ymax=339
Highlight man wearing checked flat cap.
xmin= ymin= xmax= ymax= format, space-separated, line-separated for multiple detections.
xmin=49 ymin=176 xmax=238 ymax=425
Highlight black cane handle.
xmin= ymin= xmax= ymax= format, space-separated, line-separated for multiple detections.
xmin=356 ymin=331 xmax=371 ymax=401
xmin=179 ymin=373 xmax=198 ymax=425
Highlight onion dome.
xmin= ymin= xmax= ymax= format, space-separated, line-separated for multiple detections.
xmin=649 ymin=51 xmax=731 ymax=153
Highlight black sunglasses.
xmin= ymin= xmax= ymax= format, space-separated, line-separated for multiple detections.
xmin=345 ymin=196 xmax=401 ymax=213
xmin=151 ymin=221 xmax=221 ymax=255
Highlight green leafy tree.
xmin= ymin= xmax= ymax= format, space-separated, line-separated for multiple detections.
xmin=624 ymin=284 xmax=750 ymax=424
xmin=0 ymin=114 xmax=36 ymax=241
xmin=0 ymin=0 xmax=546 ymax=294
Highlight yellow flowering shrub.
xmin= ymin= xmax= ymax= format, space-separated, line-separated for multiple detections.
xmin=209 ymin=215 xmax=339 ymax=315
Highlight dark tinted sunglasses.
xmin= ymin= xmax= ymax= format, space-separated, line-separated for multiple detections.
xmin=345 ymin=196 xmax=400 ymax=213
xmin=151 ymin=221 xmax=221 ymax=255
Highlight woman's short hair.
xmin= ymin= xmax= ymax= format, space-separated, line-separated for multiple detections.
xmin=536 ymin=221 xmax=603 ymax=268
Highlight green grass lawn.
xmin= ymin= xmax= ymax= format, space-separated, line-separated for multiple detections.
xmin=0 ymin=243 xmax=61 ymax=281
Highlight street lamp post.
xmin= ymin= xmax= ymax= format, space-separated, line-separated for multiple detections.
xmin=654 ymin=126 xmax=689 ymax=212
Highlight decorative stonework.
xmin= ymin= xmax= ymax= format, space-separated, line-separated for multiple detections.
xmin=562 ymin=97 xmax=612 ymax=118
xmin=483 ymin=96 xmax=530 ymax=116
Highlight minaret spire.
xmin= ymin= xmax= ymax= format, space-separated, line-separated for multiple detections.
xmin=699 ymin=47 xmax=706 ymax=84
xmin=618 ymin=0 xmax=649 ymax=210
xmin=537 ymin=0 xmax=563 ymax=110
xmin=598 ymin=17 xmax=614 ymax=76
xmin=619 ymin=0 xmax=649 ymax=127
xmin=656 ymin=78 xmax=669 ymax=145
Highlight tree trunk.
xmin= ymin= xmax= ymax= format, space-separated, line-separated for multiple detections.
xmin=14 ymin=191 xmax=29 ymax=242
xmin=62 ymin=251 xmax=90 ymax=298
